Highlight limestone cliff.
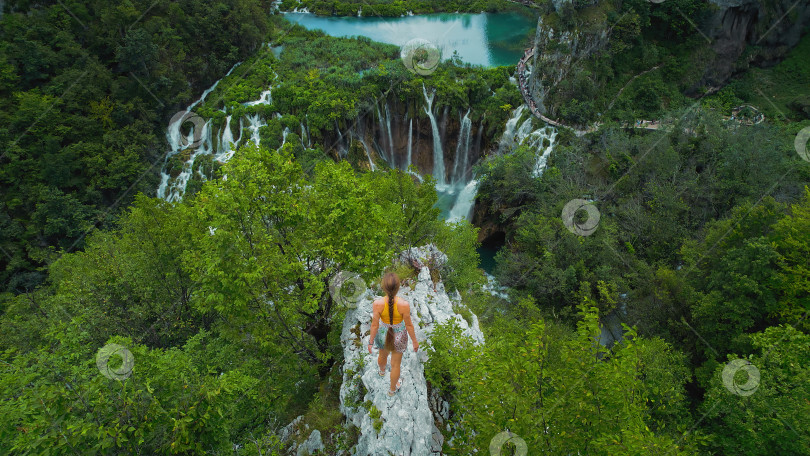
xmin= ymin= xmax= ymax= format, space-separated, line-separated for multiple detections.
xmin=527 ymin=0 xmax=810 ymax=117
xmin=697 ymin=0 xmax=810 ymax=93
xmin=528 ymin=14 xmax=610 ymax=118
xmin=338 ymin=244 xmax=484 ymax=456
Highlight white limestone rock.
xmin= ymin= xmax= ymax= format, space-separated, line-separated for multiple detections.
xmin=296 ymin=429 xmax=324 ymax=456
xmin=339 ymin=245 xmax=485 ymax=455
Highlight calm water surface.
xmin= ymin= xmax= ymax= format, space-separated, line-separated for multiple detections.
xmin=283 ymin=12 xmax=535 ymax=67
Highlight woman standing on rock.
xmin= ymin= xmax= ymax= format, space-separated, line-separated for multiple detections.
xmin=368 ymin=272 xmax=419 ymax=397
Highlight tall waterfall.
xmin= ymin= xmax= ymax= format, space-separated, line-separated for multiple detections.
xmin=374 ymin=100 xmax=395 ymax=165
xmin=452 ymin=109 xmax=472 ymax=184
xmin=384 ymin=103 xmax=394 ymax=168
xmin=422 ymin=84 xmax=445 ymax=187
xmin=221 ymin=115 xmax=235 ymax=152
xmin=359 ymin=138 xmax=376 ymax=171
xmin=406 ymin=118 xmax=413 ymax=171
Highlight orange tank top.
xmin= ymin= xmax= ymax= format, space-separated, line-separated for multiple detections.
xmin=380 ymin=296 xmax=403 ymax=325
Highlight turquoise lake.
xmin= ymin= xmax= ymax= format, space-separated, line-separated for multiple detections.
xmin=283 ymin=12 xmax=536 ymax=67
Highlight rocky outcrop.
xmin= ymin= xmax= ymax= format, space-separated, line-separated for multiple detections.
xmin=296 ymin=430 xmax=325 ymax=456
xmin=529 ymin=15 xmax=610 ymax=117
xmin=528 ymin=0 xmax=810 ymax=112
xmin=338 ymin=244 xmax=484 ymax=456
xmin=696 ymin=0 xmax=810 ymax=93
xmin=279 ymin=416 xmax=326 ymax=456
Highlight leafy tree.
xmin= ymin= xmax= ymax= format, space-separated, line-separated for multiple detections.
xmin=699 ymin=325 xmax=810 ymax=455
xmin=425 ymin=299 xmax=696 ymax=455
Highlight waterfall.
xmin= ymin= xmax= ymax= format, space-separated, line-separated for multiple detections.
xmin=160 ymin=61 xmax=294 ymax=201
xmin=358 ymin=137 xmax=376 ymax=171
xmin=406 ymin=118 xmax=413 ymax=171
xmin=531 ymin=128 xmax=558 ymax=178
xmin=447 ymin=179 xmax=479 ymax=224
xmin=498 ymin=105 xmax=559 ymax=178
xmin=189 ymin=61 xmax=242 ymax=110
xmin=336 ymin=121 xmax=347 ymax=157
xmin=499 ymin=105 xmax=526 ymax=152
xmin=160 ymin=119 xmax=213 ymax=202
xmin=452 ymin=109 xmax=472 ymax=184
xmin=245 ymin=89 xmax=272 ymax=106
xmin=375 ymin=101 xmax=389 ymax=164
xmin=247 ymin=115 xmax=260 ymax=146
xmin=281 ymin=127 xmax=289 ymax=148
xmin=221 ymin=115 xmax=235 ymax=152
xmin=384 ymin=102 xmax=394 ymax=168
xmin=422 ymin=84 xmax=445 ymax=186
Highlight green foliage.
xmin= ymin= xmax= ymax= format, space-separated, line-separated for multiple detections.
xmin=481 ymin=107 xmax=810 ymax=328
xmin=682 ymin=188 xmax=810 ymax=363
xmin=426 ymin=302 xmax=696 ymax=455
xmin=700 ymin=325 xmax=810 ymax=455
xmin=0 ymin=328 xmax=267 ymax=454
xmin=184 ymin=142 xmax=393 ymax=368
xmin=369 ymin=404 xmax=383 ymax=433
xmin=0 ymin=0 xmax=276 ymax=292
xmin=46 ymin=194 xmax=206 ymax=349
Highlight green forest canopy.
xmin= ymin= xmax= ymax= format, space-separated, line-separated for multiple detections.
xmin=0 ymin=0 xmax=809 ymax=454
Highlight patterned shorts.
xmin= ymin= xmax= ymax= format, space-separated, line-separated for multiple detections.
xmin=374 ymin=321 xmax=409 ymax=353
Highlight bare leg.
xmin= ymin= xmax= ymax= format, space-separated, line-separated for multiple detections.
xmin=390 ymin=351 xmax=404 ymax=392
xmin=378 ymin=348 xmax=389 ymax=374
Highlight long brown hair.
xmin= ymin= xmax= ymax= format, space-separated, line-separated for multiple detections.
xmin=381 ymin=272 xmax=400 ymax=351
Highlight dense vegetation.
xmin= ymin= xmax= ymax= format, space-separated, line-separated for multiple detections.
xmin=168 ymin=22 xmax=523 ymax=199
xmin=0 ymin=0 xmax=274 ymax=293
xmin=529 ymin=0 xmax=810 ymax=126
xmin=1 ymin=0 xmax=808 ymax=454
xmin=468 ymin=74 xmax=810 ymax=455
xmin=0 ymin=142 xmax=482 ymax=454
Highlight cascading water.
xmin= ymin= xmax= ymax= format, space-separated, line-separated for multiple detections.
xmin=375 ymin=102 xmax=389 ymax=164
xmin=452 ymin=109 xmax=472 ymax=184
xmin=384 ymin=103 xmax=394 ymax=169
xmin=446 ymin=179 xmax=479 ymax=224
xmin=422 ymin=84 xmax=445 ymax=187
xmin=499 ymin=105 xmax=526 ymax=153
xmin=221 ymin=115 xmax=235 ymax=152
xmin=406 ymin=118 xmax=413 ymax=171
xmin=499 ymin=105 xmax=559 ymax=176
xmin=158 ymin=64 xmax=286 ymax=201
xmin=358 ymin=137 xmax=376 ymax=171
xmin=158 ymin=62 xmax=243 ymax=201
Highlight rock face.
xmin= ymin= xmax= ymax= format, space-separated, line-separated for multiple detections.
xmin=296 ymin=430 xmax=325 ymax=456
xmin=339 ymin=244 xmax=484 ymax=456
xmin=697 ymin=0 xmax=810 ymax=92
xmin=529 ymin=15 xmax=610 ymax=118
xmin=528 ymin=1 xmax=810 ymax=112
